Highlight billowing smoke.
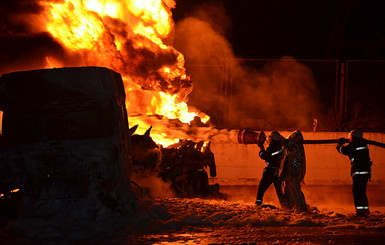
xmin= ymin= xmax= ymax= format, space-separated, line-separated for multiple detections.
xmin=0 ymin=0 xmax=191 ymax=100
xmin=174 ymin=3 xmax=320 ymax=130
xmin=1 ymin=0 xmax=319 ymax=141
xmin=131 ymin=172 xmax=174 ymax=198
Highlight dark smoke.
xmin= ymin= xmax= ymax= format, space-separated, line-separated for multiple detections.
xmin=0 ymin=32 xmax=79 ymax=73
xmin=174 ymin=3 xmax=320 ymax=130
xmin=0 ymin=1 xmax=72 ymax=75
xmin=0 ymin=0 xmax=191 ymax=99
xmin=118 ymin=35 xmax=190 ymax=96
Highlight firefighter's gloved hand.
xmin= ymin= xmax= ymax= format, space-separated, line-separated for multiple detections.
xmin=257 ymin=131 xmax=266 ymax=147
xmin=337 ymin=137 xmax=346 ymax=145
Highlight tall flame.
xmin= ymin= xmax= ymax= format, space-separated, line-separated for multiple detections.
xmin=42 ymin=0 xmax=208 ymax=146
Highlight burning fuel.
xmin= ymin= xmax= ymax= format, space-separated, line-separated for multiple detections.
xmin=0 ymin=0 xmax=211 ymax=146
xmin=0 ymin=1 xmax=322 ymax=146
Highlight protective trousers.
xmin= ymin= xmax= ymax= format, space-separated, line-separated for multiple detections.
xmin=256 ymin=167 xmax=284 ymax=206
xmin=352 ymin=174 xmax=370 ymax=216
xmin=283 ymin=178 xmax=307 ymax=212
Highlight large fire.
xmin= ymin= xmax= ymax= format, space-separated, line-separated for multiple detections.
xmin=41 ymin=0 xmax=208 ymax=146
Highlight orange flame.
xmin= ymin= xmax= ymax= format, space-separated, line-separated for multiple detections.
xmin=42 ymin=0 xmax=209 ymax=146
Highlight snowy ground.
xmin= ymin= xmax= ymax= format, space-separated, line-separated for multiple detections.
xmin=125 ymin=184 xmax=385 ymax=244
xmin=2 ymin=184 xmax=384 ymax=244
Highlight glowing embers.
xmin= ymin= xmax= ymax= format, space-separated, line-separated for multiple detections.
xmin=0 ymin=188 xmax=20 ymax=198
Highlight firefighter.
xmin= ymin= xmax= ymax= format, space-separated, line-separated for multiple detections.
xmin=255 ymin=131 xmax=285 ymax=207
xmin=280 ymin=130 xmax=307 ymax=212
xmin=337 ymin=129 xmax=372 ymax=217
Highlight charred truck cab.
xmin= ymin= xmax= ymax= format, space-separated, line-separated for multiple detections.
xmin=0 ymin=67 xmax=135 ymax=236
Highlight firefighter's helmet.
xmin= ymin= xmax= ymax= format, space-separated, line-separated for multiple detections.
xmin=348 ymin=129 xmax=363 ymax=140
xmin=287 ymin=130 xmax=303 ymax=141
xmin=268 ymin=131 xmax=282 ymax=142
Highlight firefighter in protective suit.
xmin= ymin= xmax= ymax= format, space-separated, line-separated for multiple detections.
xmin=337 ymin=129 xmax=372 ymax=217
xmin=280 ymin=130 xmax=307 ymax=212
xmin=255 ymin=131 xmax=285 ymax=206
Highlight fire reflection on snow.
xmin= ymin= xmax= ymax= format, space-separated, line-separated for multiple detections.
xmin=124 ymin=192 xmax=385 ymax=244
xmin=1 ymin=185 xmax=385 ymax=243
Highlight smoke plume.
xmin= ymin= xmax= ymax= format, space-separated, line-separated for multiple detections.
xmin=131 ymin=172 xmax=174 ymax=198
xmin=174 ymin=3 xmax=320 ymax=130
xmin=0 ymin=1 xmax=75 ymax=74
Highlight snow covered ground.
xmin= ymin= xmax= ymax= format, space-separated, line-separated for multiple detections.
xmin=2 ymin=184 xmax=384 ymax=244
xmin=126 ymin=184 xmax=385 ymax=244
xmin=123 ymin=184 xmax=385 ymax=244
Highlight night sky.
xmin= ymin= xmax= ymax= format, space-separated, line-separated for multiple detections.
xmin=172 ymin=0 xmax=385 ymax=60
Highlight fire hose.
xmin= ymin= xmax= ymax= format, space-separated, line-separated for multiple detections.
xmin=237 ymin=129 xmax=385 ymax=148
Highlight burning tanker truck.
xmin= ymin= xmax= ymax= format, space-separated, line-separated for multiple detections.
xmin=0 ymin=67 xmax=136 ymax=237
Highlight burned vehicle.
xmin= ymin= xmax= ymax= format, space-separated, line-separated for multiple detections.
xmin=129 ymin=124 xmax=219 ymax=198
xmin=130 ymin=125 xmax=162 ymax=176
xmin=158 ymin=140 xmax=219 ymax=197
xmin=0 ymin=67 xmax=135 ymax=237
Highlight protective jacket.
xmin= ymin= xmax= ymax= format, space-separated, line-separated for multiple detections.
xmin=337 ymin=138 xmax=372 ymax=177
xmin=256 ymin=140 xmax=285 ymax=206
xmin=337 ymin=136 xmax=372 ymax=216
xmin=279 ymin=131 xmax=307 ymax=212
xmin=259 ymin=141 xmax=284 ymax=171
